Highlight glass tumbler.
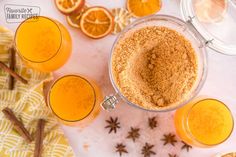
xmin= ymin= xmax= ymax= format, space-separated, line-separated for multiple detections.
xmin=174 ymin=98 xmax=234 ymax=147
xmin=15 ymin=16 xmax=72 ymax=72
xmin=47 ymin=75 xmax=102 ymax=127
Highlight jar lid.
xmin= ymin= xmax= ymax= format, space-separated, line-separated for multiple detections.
xmin=180 ymin=0 xmax=236 ymax=55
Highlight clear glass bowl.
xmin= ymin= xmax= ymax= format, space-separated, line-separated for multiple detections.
xmin=101 ymin=15 xmax=208 ymax=112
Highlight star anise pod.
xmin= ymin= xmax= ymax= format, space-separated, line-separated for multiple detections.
xmin=161 ymin=133 xmax=177 ymax=146
xmin=181 ymin=141 xmax=192 ymax=152
xmin=115 ymin=143 xmax=128 ymax=156
xmin=105 ymin=117 xmax=121 ymax=134
xmin=168 ymin=154 xmax=177 ymax=157
xmin=148 ymin=117 xmax=158 ymax=129
xmin=126 ymin=127 xmax=140 ymax=142
xmin=141 ymin=143 xmax=156 ymax=157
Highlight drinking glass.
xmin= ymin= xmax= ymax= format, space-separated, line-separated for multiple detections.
xmin=15 ymin=16 xmax=72 ymax=72
xmin=174 ymin=98 xmax=234 ymax=147
xmin=47 ymin=75 xmax=102 ymax=126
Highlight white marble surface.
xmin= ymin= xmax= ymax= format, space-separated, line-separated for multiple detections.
xmin=0 ymin=0 xmax=236 ymax=157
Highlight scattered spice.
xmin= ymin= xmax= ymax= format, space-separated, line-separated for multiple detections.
xmin=148 ymin=117 xmax=158 ymax=129
xmin=8 ymin=47 xmax=16 ymax=90
xmin=112 ymin=26 xmax=198 ymax=110
xmin=181 ymin=141 xmax=192 ymax=152
xmin=161 ymin=133 xmax=177 ymax=146
xmin=115 ymin=143 xmax=128 ymax=156
xmin=126 ymin=127 xmax=140 ymax=142
xmin=0 ymin=61 xmax=27 ymax=84
xmin=141 ymin=143 xmax=156 ymax=157
xmin=34 ymin=119 xmax=46 ymax=157
xmin=2 ymin=107 xmax=32 ymax=143
xmin=105 ymin=117 xmax=121 ymax=134
xmin=168 ymin=154 xmax=177 ymax=157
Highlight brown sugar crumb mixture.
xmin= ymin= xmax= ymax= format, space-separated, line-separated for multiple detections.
xmin=112 ymin=26 xmax=198 ymax=110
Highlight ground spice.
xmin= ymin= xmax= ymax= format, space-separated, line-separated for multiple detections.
xmin=112 ymin=26 xmax=198 ymax=110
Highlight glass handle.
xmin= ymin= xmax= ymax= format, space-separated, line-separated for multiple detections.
xmin=186 ymin=16 xmax=214 ymax=46
xmin=100 ymin=94 xmax=119 ymax=111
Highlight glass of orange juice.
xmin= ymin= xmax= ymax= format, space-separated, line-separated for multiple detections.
xmin=15 ymin=16 xmax=72 ymax=72
xmin=47 ymin=75 xmax=102 ymax=126
xmin=174 ymin=98 xmax=234 ymax=147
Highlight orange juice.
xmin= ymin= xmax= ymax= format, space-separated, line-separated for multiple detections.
xmin=174 ymin=98 xmax=234 ymax=147
xmin=15 ymin=16 xmax=72 ymax=72
xmin=48 ymin=75 xmax=102 ymax=126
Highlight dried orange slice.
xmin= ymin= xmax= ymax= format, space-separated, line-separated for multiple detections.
xmin=80 ymin=7 xmax=114 ymax=39
xmin=127 ymin=0 xmax=162 ymax=17
xmin=111 ymin=8 xmax=132 ymax=34
xmin=66 ymin=13 xmax=82 ymax=28
xmin=55 ymin=0 xmax=85 ymax=15
xmin=66 ymin=5 xmax=88 ymax=28
xmin=193 ymin=0 xmax=227 ymax=23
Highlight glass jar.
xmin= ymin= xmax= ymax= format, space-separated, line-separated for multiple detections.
xmin=101 ymin=15 xmax=208 ymax=112
xmin=102 ymin=0 xmax=236 ymax=112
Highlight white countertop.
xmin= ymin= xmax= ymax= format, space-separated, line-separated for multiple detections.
xmin=0 ymin=0 xmax=236 ymax=157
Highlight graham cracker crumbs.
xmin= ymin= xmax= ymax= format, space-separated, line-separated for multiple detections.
xmin=112 ymin=26 xmax=198 ymax=110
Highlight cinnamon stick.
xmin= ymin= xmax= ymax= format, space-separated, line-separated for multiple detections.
xmin=0 ymin=61 xmax=27 ymax=84
xmin=2 ymin=107 xmax=33 ymax=143
xmin=34 ymin=119 xmax=46 ymax=157
xmin=8 ymin=47 xmax=16 ymax=90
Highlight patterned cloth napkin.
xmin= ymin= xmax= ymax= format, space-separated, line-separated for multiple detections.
xmin=0 ymin=26 xmax=75 ymax=157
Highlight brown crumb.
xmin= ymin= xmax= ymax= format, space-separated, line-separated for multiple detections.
xmin=83 ymin=143 xmax=90 ymax=151
xmin=112 ymin=26 xmax=198 ymax=110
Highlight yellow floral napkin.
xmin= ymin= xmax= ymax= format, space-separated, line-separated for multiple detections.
xmin=0 ymin=26 xmax=75 ymax=157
